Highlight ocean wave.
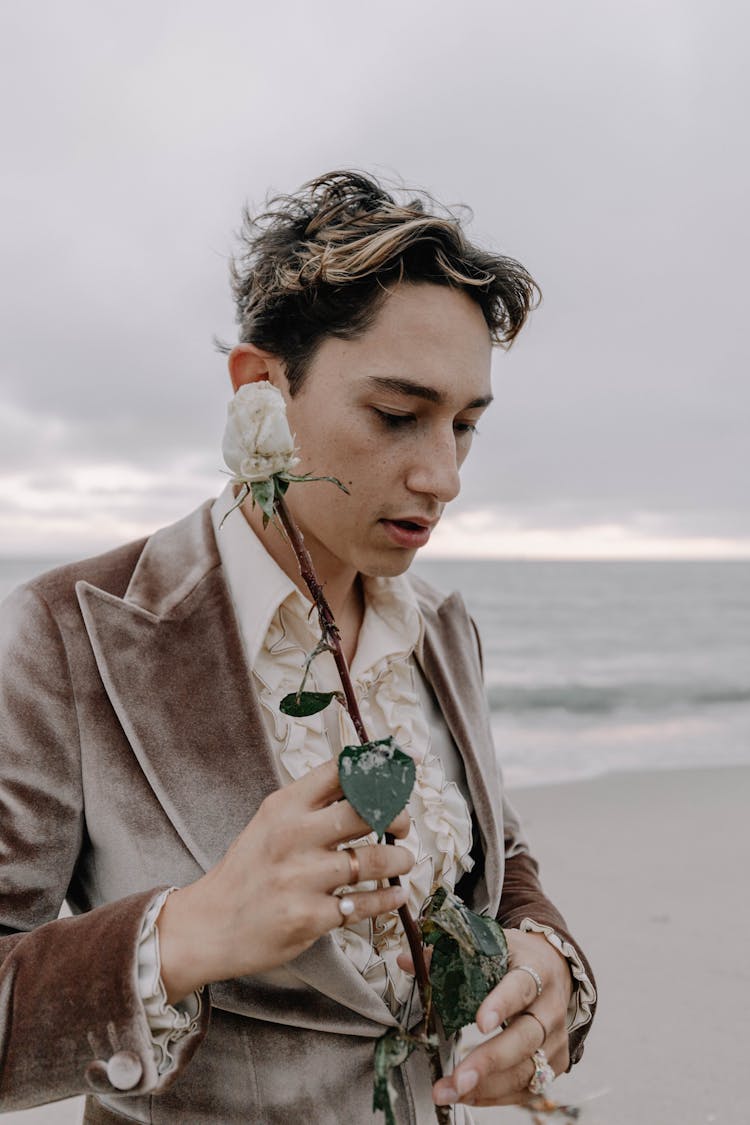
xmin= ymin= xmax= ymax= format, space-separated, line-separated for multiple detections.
xmin=486 ymin=681 xmax=750 ymax=716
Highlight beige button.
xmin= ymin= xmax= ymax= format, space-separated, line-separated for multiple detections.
xmin=105 ymin=1050 xmax=143 ymax=1090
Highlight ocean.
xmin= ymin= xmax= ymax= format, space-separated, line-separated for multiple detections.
xmin=2 ymin=556 xmax=748 ymax=788
xmin=415 ymin=558 xmax=750 ymax=787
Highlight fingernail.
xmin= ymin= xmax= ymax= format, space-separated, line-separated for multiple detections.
xmin=481 ymin=1011 xmax=500 ymax=1033
xmin=456 ymin=1069 xmax=479 ymax=1096
xmin=434 ymin=1087 xmax=459 ymax=1106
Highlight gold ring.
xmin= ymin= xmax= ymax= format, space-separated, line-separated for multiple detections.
xmin=343 ymin=846 xmax=360 ymax=885
xmin=521 ymin=1009 xmax=548 ymax=1046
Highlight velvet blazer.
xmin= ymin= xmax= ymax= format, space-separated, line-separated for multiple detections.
xmin=0 ymin=501 xmax=595 ymax=1123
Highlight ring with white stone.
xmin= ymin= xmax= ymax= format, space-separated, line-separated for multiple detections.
xmin=513 ymin=964 xmax=543 ymax=998
xmin=338 ymin=895 xmax=355 ymax=919
xmin=528 ymin=1048 xmax=555 ymax=1096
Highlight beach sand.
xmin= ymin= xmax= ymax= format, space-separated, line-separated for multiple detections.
xmin=5 ymin=765 xmax=749 ymax=1125
xmin=479 ymin=765 xmax=750 ymax=1125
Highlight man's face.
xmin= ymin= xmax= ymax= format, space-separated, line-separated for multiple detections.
xmin=270 ymin=282 xmax=493 ymax=584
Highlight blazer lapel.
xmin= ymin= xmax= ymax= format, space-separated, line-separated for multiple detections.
xmin=76 ymin=501 xmax=396 ymax=1027
xmin=76 ymin=501 xmax=282 ymax=874
xmin=416 ymin=589 xmax=505 ymax=915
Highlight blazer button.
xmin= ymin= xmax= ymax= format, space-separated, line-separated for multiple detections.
xmin=105 ymin=1050 xmax=143 ymax=1090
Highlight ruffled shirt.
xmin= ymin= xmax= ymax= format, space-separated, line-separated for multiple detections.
xmin=137 ymin=483 xmax=595 ymax=1068
xmin=212 ymin=483 xmax=475 ymax=1014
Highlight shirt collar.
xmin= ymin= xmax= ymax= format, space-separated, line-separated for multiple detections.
xmin=212 ymin=483 xmax=302 ymax=667
xmin=352 ymin=574 xmax=424 ymax=677
xmin=212 ymin=482 xmax=425 ymax=673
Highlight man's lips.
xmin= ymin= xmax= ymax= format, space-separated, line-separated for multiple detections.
xmin=379 ymin=516 xmax=437 ymax=548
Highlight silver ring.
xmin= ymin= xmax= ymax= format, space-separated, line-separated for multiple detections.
xmin=513 ymin=964 xmax=543 ymax=997
xmin=342 ymin=846 xmax=360 ymax=885
xmin=338 ymin=895 xmax=355 ymax=919
xmin=528 ymin=1048 xmax=554 ymax=1096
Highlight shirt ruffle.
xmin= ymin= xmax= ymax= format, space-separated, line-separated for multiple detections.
xmin=137 ymin=889 xmax=203 ymax=1073
xmin=253 ymin=575 xmax=474 ymax=1014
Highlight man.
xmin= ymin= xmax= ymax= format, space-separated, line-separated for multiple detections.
xmin=0 ymin=171 xmax=595 ymax=1122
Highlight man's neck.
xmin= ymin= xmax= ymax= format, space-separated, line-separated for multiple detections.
xmin=239 ymin=495 xmax=364 ymax=663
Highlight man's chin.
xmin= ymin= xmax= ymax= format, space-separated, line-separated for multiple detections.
xmin=359 ymin=546 xmax=419 ymax=580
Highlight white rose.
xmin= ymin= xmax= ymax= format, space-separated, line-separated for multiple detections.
xmin=222 ymin=382 xmax=299 ymax=483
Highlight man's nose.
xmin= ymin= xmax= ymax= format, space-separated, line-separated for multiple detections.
xmin=405 ymin=432 xmax=461 ymax=504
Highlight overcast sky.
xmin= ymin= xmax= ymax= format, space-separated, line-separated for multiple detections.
xmin=1 ymin=1 xmax=748 ymax=558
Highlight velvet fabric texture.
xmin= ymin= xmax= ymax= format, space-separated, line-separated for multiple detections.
xmin=0 ymin=501 xmax=595 ymax=1122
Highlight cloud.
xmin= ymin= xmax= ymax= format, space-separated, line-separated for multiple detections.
xmin=424 ymin=506 xmax=750 ymax=560
xmin=1 ymin=2 xmax=748 ymax=556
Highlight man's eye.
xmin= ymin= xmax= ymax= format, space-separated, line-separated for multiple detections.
xmin=454 ymin=421 xmax=479 ymax=436
xmin=373 ymin=409 xmax=416 ymax=429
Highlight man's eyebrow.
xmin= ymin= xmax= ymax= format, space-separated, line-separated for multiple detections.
xmin=365 ymin=376 xmax=493 ymax=410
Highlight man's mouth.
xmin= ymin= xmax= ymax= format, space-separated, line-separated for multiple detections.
xmin=379 ymin=517 xmax=436 ymax=549
xmin=393 ymin=519 xmax=429 ymax=531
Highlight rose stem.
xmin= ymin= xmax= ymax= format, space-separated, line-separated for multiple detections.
xmin=274 ymin=494 xmax=449 ymax=1117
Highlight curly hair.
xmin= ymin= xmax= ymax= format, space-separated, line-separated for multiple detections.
xmin=221 ymin=170 xmax=540 ymax=394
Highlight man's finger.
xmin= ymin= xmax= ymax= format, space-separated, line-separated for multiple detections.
xmin=294 ymin=758 xmax=345 ymax=808
xmin=294 ymin=762 xmax=411 ymax=839
xmin=317 ymin=842 xmax=414 ymax=892
xmin=476 ymin=964 xmax=544 ymax=1033
xmin=433 ymin=1016 xmax=558 ymax=1109
xmin=316 ymin=802 xmax=410 ymax=843
xmin=326 ymin=882 xmax=408 ymax=930
xmin=396 ymin=945 xmax=433 ymax=974
xmin=433 ymin=1037 xmax=540 ymax=1108
xmin=385 ymin=807 xmax=411 ymax=839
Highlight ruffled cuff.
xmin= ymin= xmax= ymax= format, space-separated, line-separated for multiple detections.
xmin=138 ymin=888 xmax=204 ymax=1075
xmin=519 ymin=917 xmax=597 ymax=1034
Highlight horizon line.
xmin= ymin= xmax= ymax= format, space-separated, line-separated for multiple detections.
xmin=2 ymin=551 xmax=749 ymax=564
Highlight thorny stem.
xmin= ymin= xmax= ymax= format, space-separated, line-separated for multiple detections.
xmin=274 ymin=494 xmax=449 ymax=1121
xmin=274 ymin=497 xmax=368 ymax=743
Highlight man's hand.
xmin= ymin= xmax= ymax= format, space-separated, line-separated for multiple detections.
xmin=157 ymin=759 xmax=414 ymax=1004
xmin=428 ymin=929 xmax=573 ymax=1108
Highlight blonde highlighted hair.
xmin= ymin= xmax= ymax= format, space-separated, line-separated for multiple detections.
xmin=222 ymin=170 xmax=540 ymax=393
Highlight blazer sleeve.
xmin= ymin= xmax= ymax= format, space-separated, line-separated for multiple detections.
xmin=469 ymin=616 xmax=597 ymax=1068
xmin=0 ymin=584 xmax=209 ymax=1111
xmin=498 ymin=846 xmax=597 ymax=1068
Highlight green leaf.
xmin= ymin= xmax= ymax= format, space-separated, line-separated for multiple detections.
xmin=420 ymin=891 xmax=508 ymax=1038
xmin=463 ymin=913 xmax=506 ymax=958
xmin=421 ymin=888 xmax=507 ymax=958
xmin=218 ymin=482 xmax=250 ymax=528
xmin=372 ymin=1029 xmax=415 ymax=1125
xmin=338 ymin=737 xmax=415 ymax=838
xmin=250 ymin=478 xmax=276 ymax=520
xmin=280 ymin=471 xmax=351 ymax=494
xmin=279 ymin=690 xmax=339 ymax=717
xmin=429 ymin=933 xmax=508 ymax=1038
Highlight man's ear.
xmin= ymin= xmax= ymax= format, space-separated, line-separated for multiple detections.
xmin=227 ymin=344 xmax=283 ymax=392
